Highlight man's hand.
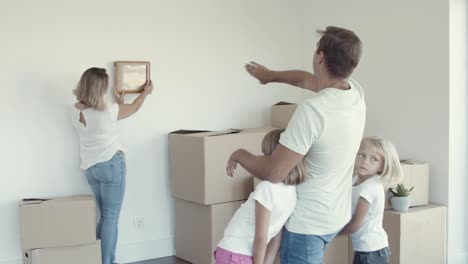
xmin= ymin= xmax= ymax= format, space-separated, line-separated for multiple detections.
xmin=245 ymin=62 xmax=272 ymax=84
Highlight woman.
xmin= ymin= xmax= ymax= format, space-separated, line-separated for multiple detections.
xmin=71 ymin=67 xmax=153 ymax=264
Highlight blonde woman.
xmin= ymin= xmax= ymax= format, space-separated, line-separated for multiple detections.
xmin=71 ymin=67 xmax=153 ymax=264
xmin=340 ymin=136 xmax=403 ymax=264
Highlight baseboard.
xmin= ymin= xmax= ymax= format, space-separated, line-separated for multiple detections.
xmin=116 ymin=237 xmax=175 ymax=264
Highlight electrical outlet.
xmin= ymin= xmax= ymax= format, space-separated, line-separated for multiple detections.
xmin=134 ymin=216 xmax=144 ymax=228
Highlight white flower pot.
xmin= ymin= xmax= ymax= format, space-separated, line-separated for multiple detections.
xmin=391 ymin=196 xmax=411 ymax=212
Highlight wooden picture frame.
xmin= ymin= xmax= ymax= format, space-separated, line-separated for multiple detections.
xmin=114 ymin=61 xmax=150 ymax=93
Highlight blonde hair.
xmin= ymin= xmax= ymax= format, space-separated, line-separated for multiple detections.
xmin=359 ymin=136 xmax=402 ymax=185
xmin=262 ymin=129 xmax=306 ymax=185
xmin=73 ymin=67 xmax=109 ymax=111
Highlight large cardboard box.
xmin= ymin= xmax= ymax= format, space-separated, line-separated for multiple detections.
xmin=23 ymin=240 xmax=101 ymax=264
xmin=383 ymin=204 xmax=446 ymax=264
xmin=385 ymin=161 xmax=429 ymax=209
xmin=175 ymin=199 xmax=244 ymax=264
xmin=271 ymin=102 xmax=298 ymax=128
xmin=170 ymin=127 xmax=274 ymax=205
xmin=20 ymin=195 xmax=96 ymax=249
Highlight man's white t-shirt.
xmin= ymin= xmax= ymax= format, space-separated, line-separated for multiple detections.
xmin=217 ymin=181 xmax=297 ymax=256
xmin=280 ymin=78 xmax=366 ymax=235
xmin=71 ymin=102 xmax=125 ymax=170
xmin=351 ymin=176 xmax=388 ymax=252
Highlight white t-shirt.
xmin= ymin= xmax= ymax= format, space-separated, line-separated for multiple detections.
xmin=280 ymin=78 xmax=366 ymax=235
xmin=351 ymin=176 xmax=388 ymax=252
xmin=217 ymin=181 xmax=297 ymax=256
xmin=71 ymin=102 xmax=125 ymax=170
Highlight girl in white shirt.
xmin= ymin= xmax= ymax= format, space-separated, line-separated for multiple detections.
xmin=216 ymin=129 xmax=306 ymax=264
xmin=71 ymin=67 xmax=153 ymax=264
xmin=340 ymin=136 xmax=402 ymax=264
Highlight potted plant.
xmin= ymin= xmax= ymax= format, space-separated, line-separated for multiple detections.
xmin=389 ymin=184 xmax=414 ymax=212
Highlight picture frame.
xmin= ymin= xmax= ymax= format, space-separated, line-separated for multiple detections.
xmin=114 ymin=61 xmax=150 ymax=93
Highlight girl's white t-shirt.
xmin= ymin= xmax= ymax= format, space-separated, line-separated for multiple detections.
xmin=71 ymin=102 xmax=125 ymax=170
xmin=351 ymin=176 xmax=388 ymax=252
xmin=217 ymin=181 xmax=297 ymax=256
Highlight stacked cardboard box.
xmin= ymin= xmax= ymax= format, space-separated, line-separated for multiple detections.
xmin=384 ymin=161 xmax=429 ymax=209
xmin=383 ymin=204 xmax=446 ymax=264
xmin=347 ymin=205 xmax=447 ymax=264
xmin=271 ymin=102 xmax=298 ymax=128
xmin=170 ymin=127 xmax=274 ymax=264
xmin=19 ymin=195 xmax=101 ymax=264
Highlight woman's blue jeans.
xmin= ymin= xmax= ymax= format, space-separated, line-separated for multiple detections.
xmin=85 ymin=152 xmax=126 ymax=264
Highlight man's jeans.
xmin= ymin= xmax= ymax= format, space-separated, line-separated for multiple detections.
xmin=353 ymin=247 xmax=391 ymax=264
xmin=280 ymin=228 xmax=337 ymax=264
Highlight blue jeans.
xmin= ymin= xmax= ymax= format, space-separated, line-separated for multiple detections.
xmin=85 ymin=152 xmax=126 ymax=264
xmin=280 ymin=228 xmax=337 ymax=264
xmin=353 ymin=247 xmax=391 ymax=264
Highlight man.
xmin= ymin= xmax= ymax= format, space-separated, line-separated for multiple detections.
xmin=226 ymin=26 xmax=365 ymax=264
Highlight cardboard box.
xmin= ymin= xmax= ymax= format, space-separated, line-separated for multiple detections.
xmin=20 ymin=195 xmax=96 ymax=249
xmin=175 ymin=199 xmax=244 ymax=264
xmin=23 ymin=240 xmax=101 ymax=264
xmin=170 ymin=127 xmax=274 ymax=205
xmin=383 ymin=204 xmax=446 ymax=264
xmin=385 ymin=161 xmax=429 ymax=209
xmin=271 ymin=102 xmax=298 ymax=128
xmin=348 ymin=236 xmax=354 ymax=264
xmin=324 ymin=234 xmax=350 ymax=264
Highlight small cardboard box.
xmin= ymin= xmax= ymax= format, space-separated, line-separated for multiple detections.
xmin=271 ymin=102 xmax=298 ymax=128
xmin=23 ymin=240 xmax=101 ymax=264
xmin=324 ymin=234 xmax=350 ymax=264
xmin=170 ymin=127 xmax=274 ymax=205
xmin=175 ymin=199 xmax=244 ymax=264
xmin=348 ymin=235 xmax=354 ymax=264
xmin=383 ymin=204 xmax=446 ymax=264
xmin=385 ymin=161 xmax=429 ymax=209
xmin=20 ymin=195 xmax=96 ymax=249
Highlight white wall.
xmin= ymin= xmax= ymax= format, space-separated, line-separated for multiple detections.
xmin=0 ymin=1 xmax=312 ymax=263
xmin=1 ymin=0 xmax=465 ymax=263
xmin=449 ymin=0 xmax=468 ymax=263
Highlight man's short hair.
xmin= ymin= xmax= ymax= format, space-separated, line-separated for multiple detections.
xmin=316 ymin=26 xmax=362 ymax=79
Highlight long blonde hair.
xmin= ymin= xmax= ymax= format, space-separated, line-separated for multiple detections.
xmin=73 ymin=67 xmax=109 ymax=111
xmin=359 ymin=136 xmax=403 ymax=185
xmin=262 ymin=129 xmax=306 ymax=185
